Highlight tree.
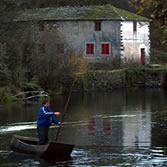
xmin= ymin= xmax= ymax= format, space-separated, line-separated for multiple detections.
xmin=30 ymin=25 xmax=88 ymax=93
xmin=0 ymin=0 xmax=18 ymax=87
xmin=129 ymin=0 xmax=167 ymax=49
xmin=130 ymin=0 xmax=167 ymax=27
xmin=0 ymin=0 xmax=34 ymax=87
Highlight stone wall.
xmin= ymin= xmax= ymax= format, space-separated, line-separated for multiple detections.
xmin=86 ymin=70 xmax=126 ymax=91
xmin=80 ymin=68 xmax=165 ymax=91
xmin=125 ymin=68 xmax=164 ymax=88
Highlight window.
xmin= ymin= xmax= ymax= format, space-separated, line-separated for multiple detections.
xmin=39 ymin=22 xmax=45 ymax=32
xmin=56 ymin=44 xmax=64 ymax=54
xmin=38 ymin=43 xmax=45 ymax=53
xmin=86 ymin=43 xmax=94 ymax=54
xmin=95 ymin=21 xmax=101 ymax=31
xmin=101 ymin=43 xmax=110 ymax=54
xmin=133 ymin=21 xmax=137 ymax=32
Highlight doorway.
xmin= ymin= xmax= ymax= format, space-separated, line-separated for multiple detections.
xmin=140 ymin=48 xmax=145 ymax=65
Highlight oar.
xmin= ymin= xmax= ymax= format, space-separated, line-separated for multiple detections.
xmin=55 ymin=80 xmax=75 ymax=141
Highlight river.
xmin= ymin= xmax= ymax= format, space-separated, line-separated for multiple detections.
xmin=1 ymin=88 xmax=167 ymax=166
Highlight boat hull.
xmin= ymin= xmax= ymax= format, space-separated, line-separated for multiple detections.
xmin=10 ymin=135 xmax=74 ymax=160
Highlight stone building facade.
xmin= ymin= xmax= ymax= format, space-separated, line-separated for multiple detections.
xmin=15 ymin=4 xmax=150 ymax=65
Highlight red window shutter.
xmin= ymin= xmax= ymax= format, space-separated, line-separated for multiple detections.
xmin=101 ymin=44 xmax=110 ymax=54
xmin=133 ymin=21 xmax=137 ymax=32
xmin=56 ymin=44 xmax=64 ymax=54
xmin=86 ymin=43 xmax=94 ymax=54
xmin=39 ymin=22 xmax=45 ymax=32
xmin=95 ymin=21 xmax=101 ymax=31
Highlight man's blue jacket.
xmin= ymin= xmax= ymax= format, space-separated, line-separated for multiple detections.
xmin=37 ymin=106 xmax=59 ymax=128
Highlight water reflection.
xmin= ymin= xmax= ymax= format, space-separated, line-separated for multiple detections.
xmin=85 ymin=111 xmax=151 ymax=148
xmin=1 ymin=88 xmax=167 ymax=166
xmin=122 ymin=111 xmax=151 ymax=148
xmin=0 ymin=124 xmax=36 ymax=134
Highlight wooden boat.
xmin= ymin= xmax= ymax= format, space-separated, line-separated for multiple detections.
xmin=10 ymin=135 xmax=74 ymax=160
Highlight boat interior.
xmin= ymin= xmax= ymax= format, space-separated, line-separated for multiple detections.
xmin=19 ymin=138 xmax=38 ymax=145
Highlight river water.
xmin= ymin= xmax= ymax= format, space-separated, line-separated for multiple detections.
xmin=1 ymin=88 xmax=167 ymax=166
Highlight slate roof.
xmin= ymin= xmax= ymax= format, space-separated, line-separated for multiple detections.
xmin=15 ymin=4 xmax=150 ymax=22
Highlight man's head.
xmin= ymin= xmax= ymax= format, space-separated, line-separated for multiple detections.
xmin=42 ymin=100 xmax=50 ymax=108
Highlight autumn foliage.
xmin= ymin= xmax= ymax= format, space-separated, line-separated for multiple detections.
xmin=129 ymin=0 xmax=167 ymax=28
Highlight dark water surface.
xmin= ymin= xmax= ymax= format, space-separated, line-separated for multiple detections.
xmin=1 ymin=88 xmax=167 ymax=166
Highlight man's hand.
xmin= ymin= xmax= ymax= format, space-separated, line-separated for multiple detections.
xmin=58 ymin=122 xmax=62 ymax=126
xmin=54 ymin=112 xmax=61 ymax=115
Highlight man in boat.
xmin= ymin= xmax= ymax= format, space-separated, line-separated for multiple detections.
xmin=37 ymin=100 xmax=61 ymax=145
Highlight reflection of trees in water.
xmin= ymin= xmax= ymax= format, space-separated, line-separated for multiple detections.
xmin=0 ymin=104 xmax=39 ymax=125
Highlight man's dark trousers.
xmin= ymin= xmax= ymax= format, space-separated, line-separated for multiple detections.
xmin=37 ymin=127 xmax=49 ymax=145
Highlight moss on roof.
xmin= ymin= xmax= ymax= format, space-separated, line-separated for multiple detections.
xmin=15 ymin=4 xmax=150 ymax=22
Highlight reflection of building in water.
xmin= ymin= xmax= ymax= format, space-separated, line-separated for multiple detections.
xmin=60 ymin=90 xmax=152 ymax=147
xmin=122 ymin=105 xmax=151 ymax=148
xmin=87 ymin=117 xmax=123 ymax=146
xmin=103 ymin=118 xmax=111 ymax=136
xmin=88 ymin=117 xmax=112 ymax=137
xmin=88 ymin=118 xmax=95 ymax=136
xmin=87 ymin=105 xmax=151 ymax=147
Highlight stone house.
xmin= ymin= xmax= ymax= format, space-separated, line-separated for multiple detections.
xmin=15 ymin=4 xmax=150 ymax=65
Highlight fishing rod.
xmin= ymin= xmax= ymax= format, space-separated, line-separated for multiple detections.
xmin=55 ymin=79 xmax=75 ymax=141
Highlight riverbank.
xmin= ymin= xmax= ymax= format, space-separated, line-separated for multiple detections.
xmin=1 ymin=65 xmax=167 ymax=103
xmin=0 ymin=82 xmax=44 ymax=103
xmin=78 ymin=65 xmax=167 ymax=91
